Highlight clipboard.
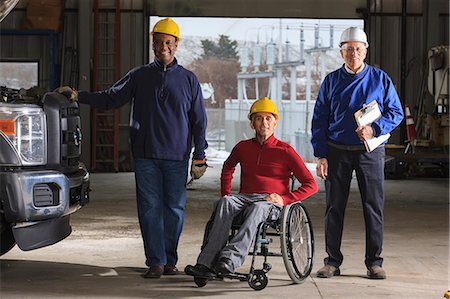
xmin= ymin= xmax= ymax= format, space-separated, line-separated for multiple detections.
xmin=354 ymin=100 xmax=390 ymax=152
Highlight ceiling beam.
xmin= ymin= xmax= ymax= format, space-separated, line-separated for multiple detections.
xmin=147 ymin=0 xmax=367 ymax=19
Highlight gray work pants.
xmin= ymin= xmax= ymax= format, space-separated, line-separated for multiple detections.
xmin=197 ymin=193 xmax=279 ymax=269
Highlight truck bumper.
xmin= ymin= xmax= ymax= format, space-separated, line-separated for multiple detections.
xmin=0 ymin=164 xmax=90 ymax=250
xmin=13 ymin=215 xmax=72 ymax=251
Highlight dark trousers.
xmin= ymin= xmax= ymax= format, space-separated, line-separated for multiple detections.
xmin=324 ymin=145 xmax=385 ymax=268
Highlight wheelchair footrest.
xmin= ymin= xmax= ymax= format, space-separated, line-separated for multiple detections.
xmin=219 ymin=272 xmax=249 ymax=282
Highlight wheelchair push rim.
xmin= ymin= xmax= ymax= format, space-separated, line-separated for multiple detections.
xmin=280 ymin=202 xmax=314 ymax=284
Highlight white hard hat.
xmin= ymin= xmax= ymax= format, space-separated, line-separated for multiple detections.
xmin=339 ymin=27 xmax=369 ymax=48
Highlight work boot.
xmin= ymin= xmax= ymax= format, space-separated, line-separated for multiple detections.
xmin=142 ymin=265 xmax=164 ymax=279
xmin=367 ymin=265 xmax=386 ymax=279
xmin=163 ymin=264 xmax=178 ymax=275
xmin=316 ymin=264 xmax=340 ymax=278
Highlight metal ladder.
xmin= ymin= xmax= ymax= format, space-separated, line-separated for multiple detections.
xmin=91 ymin=0 xmax=121 ymax=172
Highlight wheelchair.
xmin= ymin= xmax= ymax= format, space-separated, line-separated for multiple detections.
xmin=189 ymin=198 xmax=314 ymax=291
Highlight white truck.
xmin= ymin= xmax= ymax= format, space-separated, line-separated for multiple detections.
xmin=0 ymin=87 xmax=90 ymax=255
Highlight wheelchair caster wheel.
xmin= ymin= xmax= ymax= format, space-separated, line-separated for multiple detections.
xmin=194 ymin=277 xmax=208 ymax=287
xmin=248 ymin=270 xmax=268 ymax=290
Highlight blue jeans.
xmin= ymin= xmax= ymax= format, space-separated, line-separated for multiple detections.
xmin=134 ymin=158 xmax=188 ymax=267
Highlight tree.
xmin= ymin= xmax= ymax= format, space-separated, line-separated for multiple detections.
xmin=201 ymin=39 xmax=217 ymax=58
xmin=189 ymin=35 xmax=240 ymax=108
xmin=201 ymin=35 xmax=238 ymax=60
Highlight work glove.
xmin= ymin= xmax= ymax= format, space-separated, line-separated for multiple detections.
xmin=54 ymin=86 xmax=78 ymax=102
xmin=190 ymin=158 xmax=208 ymax=180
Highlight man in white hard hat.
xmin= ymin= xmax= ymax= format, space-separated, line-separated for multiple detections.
xmin=55 ymin=18 xmax=208 ymax=279
xmin=311 ymin=27 xmax=404 ymax=279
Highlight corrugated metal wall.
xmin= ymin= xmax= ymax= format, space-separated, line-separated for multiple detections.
xmin=1 ymin=0 xmax=448 ymax=170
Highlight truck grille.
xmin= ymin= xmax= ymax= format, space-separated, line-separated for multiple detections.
xmin=43 ymin=93 xmax=81 ymax=173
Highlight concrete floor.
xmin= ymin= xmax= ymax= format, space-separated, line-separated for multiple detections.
xmin=1 ymin=162 xmax=448 ymax=299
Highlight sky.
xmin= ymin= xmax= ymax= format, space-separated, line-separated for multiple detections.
xmin=150 ymin=17 xmax=363 ymax=48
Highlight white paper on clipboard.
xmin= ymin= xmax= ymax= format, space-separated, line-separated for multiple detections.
xmin=354 ymin=100 xmax=390 ymax=152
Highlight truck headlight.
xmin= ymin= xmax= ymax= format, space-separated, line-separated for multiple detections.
xmin=0 ymin=104 xmax=47 ymax=165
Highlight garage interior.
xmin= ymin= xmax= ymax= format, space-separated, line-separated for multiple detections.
xmin=0 ymin=0 xmax=449 ymax=298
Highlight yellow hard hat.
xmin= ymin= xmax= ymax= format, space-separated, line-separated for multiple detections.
xmin=151 ymin=18 xmax=180 ymax=40
xmin=248 ymin=97 xmax=279 ymax=120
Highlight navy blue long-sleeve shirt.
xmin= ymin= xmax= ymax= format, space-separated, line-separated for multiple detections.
xmin=311 ymin=64 xmax=404 ymax=158
xmin=78 ymin=58 xmax=208 ymax=161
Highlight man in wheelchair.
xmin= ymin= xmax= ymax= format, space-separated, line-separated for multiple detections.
xmin=185 ymin=97 xmax=318 ymax=282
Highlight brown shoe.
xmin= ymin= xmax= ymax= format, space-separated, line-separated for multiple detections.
xmin=316 ymin=264 xmax=340 ymax=278
xmin=163 ymin=264 xmax=178 ymax=275
xmin=142 ymin=265 xmax=164 ymax=279
xmin=367 ymin=265 xmax=386 ymax=279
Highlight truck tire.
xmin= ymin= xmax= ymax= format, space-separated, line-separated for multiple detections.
xmin=0 ymin=212 xmax=16 ymax=255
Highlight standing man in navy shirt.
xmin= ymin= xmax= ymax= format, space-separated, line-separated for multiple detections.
xmin=311 ymin=27 xmax=403 ymax=280
xmin=56 ymin=18 xmax=208 ymax=279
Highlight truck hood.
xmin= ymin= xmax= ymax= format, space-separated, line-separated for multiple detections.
xmin=0 ymin=0 xmax=19 ymax=23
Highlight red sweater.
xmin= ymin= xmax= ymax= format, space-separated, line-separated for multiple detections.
xmin=221 ymin=135 xmax=318 ymax=205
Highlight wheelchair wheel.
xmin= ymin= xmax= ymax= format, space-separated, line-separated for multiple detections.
xmin=280 ymin=202 xmax=314 ymax=284
xmin=248 ymin=270 xmax=268 ymax=291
